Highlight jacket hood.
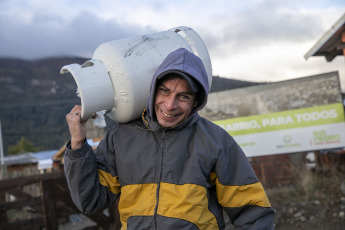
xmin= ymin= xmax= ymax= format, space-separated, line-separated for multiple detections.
xmin=146 ymin=48 xmax=210 ymax=119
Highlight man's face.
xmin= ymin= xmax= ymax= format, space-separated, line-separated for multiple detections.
xmin=154 ymin=76 xmax=198 ymax=128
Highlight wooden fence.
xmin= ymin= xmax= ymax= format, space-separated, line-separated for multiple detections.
xmin=0 ymin=168 xmax=120 ymax=230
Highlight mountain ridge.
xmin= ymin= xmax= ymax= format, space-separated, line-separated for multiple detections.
xmin=0 ymin=57 xmax=260 ymax=153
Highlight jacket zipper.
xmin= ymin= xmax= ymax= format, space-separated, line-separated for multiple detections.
xmin=153 ymin=129 xmax=166 ymax=229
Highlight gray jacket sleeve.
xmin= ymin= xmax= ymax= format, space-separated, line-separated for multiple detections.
xmin=214 ymin=135 xmax=275 ymax=229
xmin=64 ymin=127 xmax=120 ymax=215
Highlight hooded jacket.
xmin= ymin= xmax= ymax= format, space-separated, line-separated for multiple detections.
xmin=64 ymin=48 xmax=275 ymax=230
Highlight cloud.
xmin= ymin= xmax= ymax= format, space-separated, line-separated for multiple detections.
xmin=206 ymin=2 xmax=326 ymax=56
xmin=0 ymin=7 xmax=152 ymax=59
xmin=0 ymin=0 xmax=344 ymax=90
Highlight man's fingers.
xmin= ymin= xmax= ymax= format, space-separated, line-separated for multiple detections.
xmin=70 ymin=105 xmax=81 ymax=114
xmin=67 ymin=106 xmax=82 ymax=120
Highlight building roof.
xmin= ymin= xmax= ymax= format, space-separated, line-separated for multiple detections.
xmin=3 ymin=153 xmax=37 ymax=166
xmin=53 ymin=137 xmax=103 ymax=164
xmin=31 ymin=150 xmax=58 ymax=170
xmin=3 ymin=149 xmax=58 ymax=167
xmin=304 ymin=13 xmax=345 ymax=61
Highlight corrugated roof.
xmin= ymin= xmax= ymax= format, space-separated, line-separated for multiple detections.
xmin=3 ymin=153 xmax=37 ymax=166
xmin=304 ymin=13 xmax=345 ymax=61
xmin=30 ymin=150 xmax=58 ymax=160
xmin=3 ymin=149 xmax=58 ymax=166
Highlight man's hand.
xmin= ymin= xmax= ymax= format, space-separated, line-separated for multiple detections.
xmin=66 ymin=105 xmax=88 ymax=150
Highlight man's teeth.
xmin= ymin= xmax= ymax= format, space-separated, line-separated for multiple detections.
xmin=162 ymin=111 xmax=176 ymax=118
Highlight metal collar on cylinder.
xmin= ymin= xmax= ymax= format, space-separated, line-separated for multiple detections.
xmin=60 ymin=59 xmax=115 ymax=120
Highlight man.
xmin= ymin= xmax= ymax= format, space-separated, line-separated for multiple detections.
xmin=65 ymin=48 xmax=275 ymax=229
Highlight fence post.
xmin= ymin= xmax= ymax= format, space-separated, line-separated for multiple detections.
xmin=0 ymin=164 xmax=8 ymax=224
xmin=42 ymin=178 xmax=58 ymax=230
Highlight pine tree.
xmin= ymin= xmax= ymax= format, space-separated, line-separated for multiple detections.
xmin=8 ymin=137 xmax=39 ymax=155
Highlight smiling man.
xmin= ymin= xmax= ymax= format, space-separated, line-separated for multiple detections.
xmin=154 ymin=75 xmax=198 ymax=127
xmin=64 ymin=48 xmax=275 ymax=229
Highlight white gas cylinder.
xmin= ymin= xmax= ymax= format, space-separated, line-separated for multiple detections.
xmin=61 ymin=26 xmax=212 ymax=123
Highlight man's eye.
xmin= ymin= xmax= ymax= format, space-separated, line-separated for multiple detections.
xmin=178 ymin=95 xmax=191 ymax=102
xmin=159 ymin=88 xmax=169 ymax=95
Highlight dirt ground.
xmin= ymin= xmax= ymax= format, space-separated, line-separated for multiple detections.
xmin=272 ymin=196 xmax=345 ymax=230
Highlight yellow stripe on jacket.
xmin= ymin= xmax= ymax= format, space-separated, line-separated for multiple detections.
xmin=119 ymin=183 xmax=157 ymax=229
xmin=211 ymin=172 xmax=271 ymax=208
xmin=118 ymin=182 xmax=219 ymax=230
xmin=98 ymin=169 xmax=121 ymax=194
xmin=98 ymin=170 xmax=270 ymax=230
xmin=157 ymin=182 xmax=219 ymax=230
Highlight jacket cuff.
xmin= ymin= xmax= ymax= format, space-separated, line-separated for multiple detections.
xmin=65 ymin=139 xmax=91 ymax=160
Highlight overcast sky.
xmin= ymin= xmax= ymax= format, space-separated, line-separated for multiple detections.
xmin=1 ymin=0 xmax=345 ymax=90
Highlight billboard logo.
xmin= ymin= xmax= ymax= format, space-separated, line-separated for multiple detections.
xmin=283 ymin=135 xmax=292 ymax=143
xmin=312 ymin=130 xmax=340 ymax=145
xmin=277 ymin=135 xmax=300 ymax=149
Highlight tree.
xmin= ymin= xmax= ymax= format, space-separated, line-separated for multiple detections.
xmin=8 ymin=137 xmax=39 ymax=155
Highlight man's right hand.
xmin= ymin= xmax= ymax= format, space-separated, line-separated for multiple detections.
xmin=66 ymin=105 xmax=87 ymax=150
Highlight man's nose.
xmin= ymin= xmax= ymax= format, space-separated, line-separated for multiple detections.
xmin=165 ymin=95 xmax=178 ymax=109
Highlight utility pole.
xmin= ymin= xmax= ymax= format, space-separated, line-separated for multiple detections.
xmin=0 ymin=118 xmax=4 ymax=165
xmin=0 ymin=118 xmax=8 ymax=180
